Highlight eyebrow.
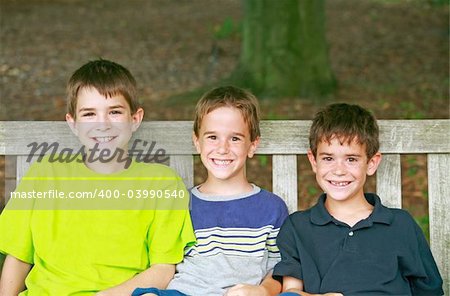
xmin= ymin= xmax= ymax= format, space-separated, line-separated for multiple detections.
xmin=78 ymin=105 xmax=126 ymax=112
xmin=203 ymin=131 xmax=246 ymax=137
xmin=108 ymin=105 xmax=126 ymax=109
xmin=318 ymin=152 xmax=362 ymax=157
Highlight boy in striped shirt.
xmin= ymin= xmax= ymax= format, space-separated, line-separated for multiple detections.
xmin=133 ymin=86 xmax=288 ymax=296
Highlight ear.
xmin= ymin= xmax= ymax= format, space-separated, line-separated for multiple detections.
xmin=192 ymin=132 xmax=201 ymax=154
xmin=366 ymin=152 xmax=382 ymax=176
xmin=247 ymin=136 xmax=260 ymax=158
xmin=131 ymin=108 xmax=144 ymax=132
xmin=307 ymin=149 xmax=318 ymax=173
xmin=65 ymin=113 xmax=78 ymax=136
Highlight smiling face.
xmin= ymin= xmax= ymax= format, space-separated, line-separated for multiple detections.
xmin=66 ymin=87 xmax=143 ymax=156
xmin=193 ymin=106 xmax=259 ymax=190
xmin=307 ymin=136 xmax=381 ymax=204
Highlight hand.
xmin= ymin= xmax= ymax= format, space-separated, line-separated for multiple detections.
xmin=224 ymin=283 xmax=270 ymax=296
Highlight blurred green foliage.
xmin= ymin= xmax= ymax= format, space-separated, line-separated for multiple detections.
xmin=307 ymin=185 xmax=319 ymax=196
xmin=372 ymin=0 xmax=448 ymax=5
xmin=399 ymin=101 xmax=425 ymax=119
xmin=258 ymin=155 xmax=269 ymax=167
xmin=416 ymin=215 xmax=430 ymax=241
xmin=212 ymin=17 xmax=240 ymax=40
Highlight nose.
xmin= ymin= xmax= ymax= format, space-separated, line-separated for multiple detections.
xmin=217 ymin=139 xmax=229 ymax=154
xmin=95 ymin=113 xmax=112 ymax=131
xmin=332 ymin=160 xmax=346 ymax=176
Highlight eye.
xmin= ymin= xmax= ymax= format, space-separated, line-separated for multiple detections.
xmin=231 ymin=136 xmax=241 ymax=142
xmin=348 ymin=157 xmax=358 ymax=162
xmin=207 ymin=135 xmax=216 ymax=140
xmin=322 ymin=157 xmax=333 ymax=161
xmin=81 ymin=112 xmax=95 ymax=117
xmin=110 ymin=110 xmax=123 ymax=115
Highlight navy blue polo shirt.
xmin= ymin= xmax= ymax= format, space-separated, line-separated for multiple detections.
xmin=273 ymin=193 xmax=443 ymax=296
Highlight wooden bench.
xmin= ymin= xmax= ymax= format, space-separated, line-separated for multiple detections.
xmin=0 ymin=120 xmax=449 ymax=293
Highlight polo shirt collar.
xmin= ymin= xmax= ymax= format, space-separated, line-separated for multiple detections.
xmin=366 ymin=193 xmax=393 ymax=224
xmin=310 ymin=193 xmax=393 ymax=226
xmin=310 ymin=194 xmax=333 ymax=225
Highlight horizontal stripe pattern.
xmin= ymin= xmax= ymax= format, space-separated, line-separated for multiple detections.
xmin=186 ymin=226 xmax=281 ymax=257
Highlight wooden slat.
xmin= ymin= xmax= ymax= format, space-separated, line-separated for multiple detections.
xmin=0 ymin=121 xmax=195 ymax=156
xmin=5 ymin=156 xmax=16 ymax=179
xmin=377 ymin=120 xmax=450 ymax=153
xmin=4 ymin=156 xmax=17 ymax=206
xmin=376 ymin=154 xmax=402 ymax=208
xmin=4 ymin=156 xmax=35 ymax=204
xmin=169 ymin=155 xmax=194 ymax=189
xmin=428 ymin=154 xmax=450 ymax=295
xmin=17 ymin=155 xmax=33 ymax=187
xmin=0 ymin=122 xmax=5 ymax=155
xmin=260 ymin=121 xmax=310 ymax=154
xmin=273 ymin=155 xmax=298 ymax=213
xmin=1 ymin=120 xmax=449 ymax=155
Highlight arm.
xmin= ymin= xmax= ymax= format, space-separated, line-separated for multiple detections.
xmin=282 ymin=276 xmax=306 ymax=295
xmin=283 ymin=276 xmax=343 ymax=296
xmin=0 ymin=255 xmax=32 ymax=296
xmin=282 ymin=276 xmax=342 ymax=296
xmin=260 ymin=272 xmax=282 ymax=295
xmin=224 ymin=272 xmax=282 ymax=296
xmin=96 ymin=263 xmax=175 ymax=296
xmin=408 ymin=219 xmax=444 ymax=295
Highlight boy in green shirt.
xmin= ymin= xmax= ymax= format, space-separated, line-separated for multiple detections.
xmin=0 ymin=59 xmax=195 ymax=295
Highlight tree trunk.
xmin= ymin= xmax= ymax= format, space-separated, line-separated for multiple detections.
xmin=231 ymin=0 xmax=336 ymax=99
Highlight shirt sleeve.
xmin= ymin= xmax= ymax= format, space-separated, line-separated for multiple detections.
xmin=0 ymin=209 xmax=34 ymax=264
xmin=272 ymin=215 xmax=304 ymax=282
xmin=407 ymin=217 xmax=444 ymax=295
xmin=146 ymin=176 xmax=196 ymax=265
xmin=266 ymin=201 xmax=289 ymax=271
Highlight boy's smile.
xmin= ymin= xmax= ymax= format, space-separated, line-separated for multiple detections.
xmin=211 ymin=158 xmax=232 ymax=166
xmin=193 ymin=106 xmax=259 ymax=193
xmin=92 ymin=136 xmax=116 ymax=143
xmin=308 ymin=137 xmax=381 ymax=205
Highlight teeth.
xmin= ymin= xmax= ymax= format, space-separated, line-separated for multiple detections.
xmin=95 ymin=136 xmax=114 ymax=143
xmin=330 ymin=181 xmax=350 ymax=186
xmin=213 ymin=159 xmax=232 ymax=165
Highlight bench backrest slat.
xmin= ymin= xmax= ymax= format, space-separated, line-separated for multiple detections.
xmin=428 ymin=153 xmax=450 ymax=291
xmin=16 ymin=155 xmax=32 ymax=186
xmin=376 ymin=154 xmax=402 ymax=208
xmin=2 ymin=120 xmax=449 ymax=155
xmin=1 ymin=120 xmax=448 ymax=294
xmin=169 ymin=155 xmax=194 ymax=189
xmin=273 ymin=154 xmax=298 ymax=213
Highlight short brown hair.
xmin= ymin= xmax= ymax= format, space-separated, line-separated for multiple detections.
xmin=193 ymin=86 xmax=261 ymax=141
xmin=66 ymin=59 xmax=140 ymax=118
xmin=309 ymin=103 xmax=380 ymax=159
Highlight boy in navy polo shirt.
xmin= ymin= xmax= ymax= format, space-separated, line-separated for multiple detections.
xmin=273 ymin=103 xmax=443 ymax=296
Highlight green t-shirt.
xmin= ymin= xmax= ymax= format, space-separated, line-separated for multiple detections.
xmin=0 ymin=156 xmax=195 ymax=295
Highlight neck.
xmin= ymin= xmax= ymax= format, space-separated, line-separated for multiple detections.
xmin=325 ymin=194 xmax=374 ymax=227
xmin=198 ymin=177 xmax=253 ymax=196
